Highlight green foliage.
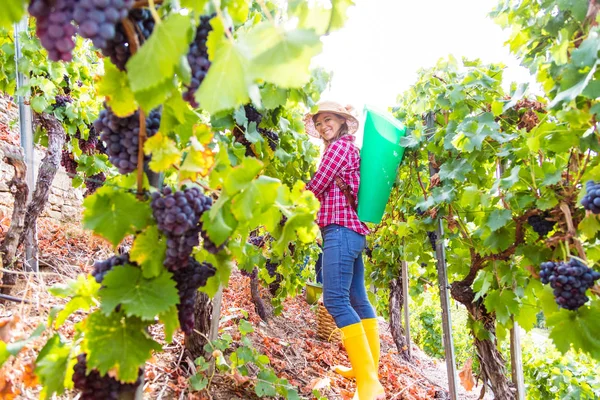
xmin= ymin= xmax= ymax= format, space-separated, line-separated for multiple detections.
xmin=191 ymin=319 xmax=300 ymax=399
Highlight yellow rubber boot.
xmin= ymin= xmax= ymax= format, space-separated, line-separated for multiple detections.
xmin=340 ymin=323 xmax=385 ymax=400
xmin=332 ymin=319 xmax=380 ymax=379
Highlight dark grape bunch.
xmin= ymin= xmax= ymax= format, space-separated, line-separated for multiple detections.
xmin=72 ymin=353 xmax=141 ymax=400
xmin=53 ymin=94 xmax=73 ymax=109
xmin=527 ymin=211 xmax=556 ymax=237
xmin=172 ymin=258 xmax=216 ymax=334
xmin=426 ymin=231 xmax=437 ymax=252
xmin=73 ymin=0 xmax=133 ymax=50
xmin=94 ymin=106 xmax=161 ymax=174
xmin=239 ymin=266 xmax=258 ymax=280
xmin=79 ymin=126 xmax=99 ymax=154
xmin=182 ymin=14 xmax=214 ymax=107
xmin=61 ymin=149 xmax=78 ymax=175
xmin=248 ymin=234 xmax=267 ymax=248
xmin=92 ymin=253 xmax=130 ymax=283
xmin=539 ymin=258 xmax=600 ymax=310
xmin=258 ymin=128 xmax=279 ymax=151
xmin=102 ymin=8 xmax=155 ymax=71
xmin=84 ymin=172 xmax=106 ymax=196
xmin=581 ymin=180 xmax=600 ymax=214
xmin=266 ymin=260 xmax=283 ymax=296
xmin=151 ymin=187 xmax=212 ymax=270
xmin=245 ymin=104 xmax=262 ymax=125
xmin=28 ymin=0 xmax=78 ymax=62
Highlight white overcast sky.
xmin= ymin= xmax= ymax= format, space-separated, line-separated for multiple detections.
xmin=313 ymin=0 xmax=532 ymax=114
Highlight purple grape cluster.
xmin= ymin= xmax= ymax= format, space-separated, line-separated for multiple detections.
xmin=84 ymin=172 xmax=106 ymax=196
xmin=266 ymin=260 xmax=282 ymax=296
xmin=248 ymin=234 xmax=267 ymax=248
xmin=539 ymin=258 xmax=600 ymax=310
xmin=28 ymin=0 xmax=78 ymax=61
xmin=527 ymin=211 xmax=556 ymax=237
xmin=151 ymin=187 xmax=212 ymax=270
xmin=258 ymin=127 xmax=279 ymax=151
xmin=61 ymin=149 xmax=78 ymax=175
xmin=94 ymin=106 xmax=161 ymax=174
xmin=73 ymin=0 xmax=133 ymax=49
xmin=172 ymin=258 xmax=216 ymax=334
xmin=239 ymin=266 xmax=258 ymax=279
xmin=72 ymin=353 xmax=141 ymax=400
xmin=79 ymin=126 xmax=99 ymax=154
xmin=92 ymin=253 xmax=130 ymax=283
xmin=182 ymin=15 xmax=214 ymax=107
xmin=53 ymin=94 xmax=73 ymax=109
xmin=427 ymin=231 xmax=437 ymax=252
xmin=245 ymin=104 xmax=262 ymax=125
xmin=581 ymin=180 xmax=600 ymax=214
xmin=102 ymin=8 xmax=155 ymax=71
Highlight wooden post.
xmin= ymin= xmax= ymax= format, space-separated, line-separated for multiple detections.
xmin=401 ymin=260 xmax=411 ymax=358
xmin=14 ymin=18 xmax=38 ymax=272
xmin=425 ymin=112 xmax=458 ymax=400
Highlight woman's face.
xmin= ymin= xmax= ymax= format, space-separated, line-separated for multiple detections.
xmin=314 ymin=112 xmax=345 ymax=142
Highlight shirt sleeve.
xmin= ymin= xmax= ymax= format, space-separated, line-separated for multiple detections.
xmin=306 ymin=142 xmax=348 ymax=198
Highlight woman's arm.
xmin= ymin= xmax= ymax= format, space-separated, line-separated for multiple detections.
xmin=306 ymin=142 xmax=348 ymax=198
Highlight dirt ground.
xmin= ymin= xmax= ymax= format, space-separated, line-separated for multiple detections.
xmin=0 ymin=218 xmax=487 ymax=399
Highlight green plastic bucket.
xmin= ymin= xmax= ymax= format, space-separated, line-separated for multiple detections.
xmin=357 ymin=106 xmax=407 ymax=224
xmin=305 ymin=282 xmax=323 ymax=304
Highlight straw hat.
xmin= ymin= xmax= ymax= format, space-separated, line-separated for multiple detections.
xmin=304 ymin=101 xmax=360 ymax=138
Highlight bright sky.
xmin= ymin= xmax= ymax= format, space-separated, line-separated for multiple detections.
xmin=313 ymin=0 xmax=532 ymax=114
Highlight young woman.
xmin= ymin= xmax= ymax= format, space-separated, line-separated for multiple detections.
xmin=304 ymin=101 xmax=385 ymax=400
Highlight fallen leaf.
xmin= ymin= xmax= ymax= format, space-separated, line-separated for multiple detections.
xmin=307 ymin=377 xmax=331 ymax=391
xmin=459 ymin=358 xmax=476 ymax=391
xmin=230 ymin=369 xmax=251 ymax=386
xmin=0 ymin=316 xmax=19 ymax=343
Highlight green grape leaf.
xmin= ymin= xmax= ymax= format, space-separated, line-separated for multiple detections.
xmin=49 ymin=275 xmax=100 ymax=328
xmin=35 ymin=334 xmax=74 ymax=399
xmin=571 ymin=31 xmax=600 ymax=68
xmin=579 ymin=214 xmax=600 ymax=239
xmin=0 ymin=0 xmax=26 ymax=30
xmin=260 ymin=84 xmax=288 ymax=109
xmin=97 ymin=59 xmax=137 ymax=117
xmin=438 ymin=158 xmax=473 ymax=181
xmin=484 ymin=289 xmax=520 ymax=325
xmin=499 ymin=166 xmax=520 ymax=190
xmin=329 ymin=0 xmax=355 ymax=32
xmin=224 ymin=0 xmax=249 ymax=24
xmin=31 ymin=95 xmax=49 ymax=113
xmin=127 ymin=14 xmax=192 ymax=92
xmin=180 ymin=0 xmax=209 ymax=13
xmin=144 ymin=132 xmax=182 ymax=172
xmin=197 ymin=39 xmax=250 ymax=114
xmin=550 ymin=64 xmax=597 ymax=108
xmin=83 ymin=311 xmax=162 ymax=382
xmin=135 ymin=78 xmax=177 ymax=114
xmin=547 ymin=302 xmax=600 ymax=361
xmin=222 ymin=157 xmax=263 ymax=194
xmin=238 ymin=319 xmax=254 ymax=335
xmin=485 ymin=209 xmax=512 ymax=232
xmin=100 ymin=266 xmax=179 ymax=320
xmin=255 ymin=370 xmax=278 ymax=397
xmin=483 ymin=227 xmax=513 ymax=252
xmin=82 ymin=186 xmax=152 ymax=247
xmin=159 ymin=305 xmax=179 ymax=343
xmin=246 ymin=25 xmax=323 ymax=88
xmin=201 ymin=206 xmax=235 ymax=246
xmin=130 ymin=225 xmax=167 ymax=279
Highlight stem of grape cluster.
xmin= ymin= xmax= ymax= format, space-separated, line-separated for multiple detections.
xmin=148 ymin=0 xmax=162 ymax=24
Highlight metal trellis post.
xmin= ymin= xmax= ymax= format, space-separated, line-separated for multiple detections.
xmin=401 ymin=259 xmax=411 ymax=358
xmin=14 ymin=17 xmax=38 ymax=272
xmin=425 ymin=112 xmax=458 ymax=400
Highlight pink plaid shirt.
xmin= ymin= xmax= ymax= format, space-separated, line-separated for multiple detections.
xmin=306 ymin=135 xmax=370 ymax=236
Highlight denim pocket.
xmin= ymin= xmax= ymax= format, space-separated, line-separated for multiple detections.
xmin=345 ymin=228 xmax=365 ymax=258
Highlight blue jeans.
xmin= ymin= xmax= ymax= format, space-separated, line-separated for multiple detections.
xmin=321 ymin=224 xmax=376 ymax=328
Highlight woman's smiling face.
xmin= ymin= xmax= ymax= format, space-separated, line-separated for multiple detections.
xmin=314 ymin=112 xmax=346 ymax=141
